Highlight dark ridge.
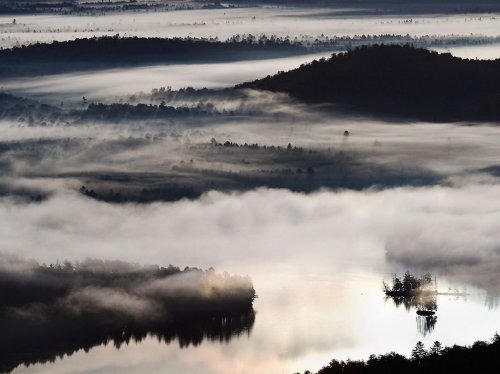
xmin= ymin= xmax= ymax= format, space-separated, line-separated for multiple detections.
xmin=239 ymin=44 xmax=500 ymax=122
xmin=0 ymin=35 xmax=307 ymax=77
xmin=0 ymin=256 xmax=256 ymax=373
xmin=0 ymin=35 xmax=303 ymax=61
xmin=3 ymin=35 xmax=500 ymax=78
xmin=295 ymin=333 xmax=500 ymax=374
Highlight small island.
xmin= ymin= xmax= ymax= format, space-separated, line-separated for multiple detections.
xmin=384 ymin=271 xmax=437 ymax=315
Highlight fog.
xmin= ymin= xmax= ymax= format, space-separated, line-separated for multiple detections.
xmin=2 ymin=4 xmax=500 ymax=374
xmin=0 ymin=254 xmax=255 ymax=374
xmin=0 ymin=52 xmax=331 ymax=103
xmin=0 ymin=254 xmax=254 ymax=321
xmin=2 ymin=8 xmax=500 ymax=48
xmin=2 ymin=184 xmax=500 ymax=293
xmin=4 ymin=184 xmax=500 ymax=374
xmin=431 ymin=43 xmax=500 ymax=60
xmin=2 ymin=107 xmax=500 ymax=203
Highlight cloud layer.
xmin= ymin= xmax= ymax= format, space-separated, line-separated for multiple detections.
xmin=1 ymin=184 xmax=500 ymax=293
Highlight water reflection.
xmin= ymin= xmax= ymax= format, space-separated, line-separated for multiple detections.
xmin=0 ymin=307 xmax=255 ymax=373
xmin=384 ymin=272 xmax=439 ymax=335
xmin=416 ymin=315 xmax=438 ymax=336
xmin=8 ymin=271 xmax=500 ymax=374
xmin=383 ymin=273 xmax=478 ymax=336
xmin=386 ymin=293 xmax=438 ymax=336
xmin=386 ymin=293 xmax=437 ymax=313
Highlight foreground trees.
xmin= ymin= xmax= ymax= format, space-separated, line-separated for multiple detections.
xmin=295 ymin=334 xmax=500 ymax=374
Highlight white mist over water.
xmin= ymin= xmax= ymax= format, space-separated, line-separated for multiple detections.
xmin=4 ymin=186 xmax=500 ymax=374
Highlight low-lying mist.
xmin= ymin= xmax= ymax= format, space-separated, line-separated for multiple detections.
xmin=2 ymin=88 xmax=500 ymax=203
xmin=3 ymin=7 xmax=500 ymax=48
xmin=0 ymin=52 xmax=331 ymax=103
xmin=0 ymin=254 xmax=256 ymax=315
xmin=2 ymin=184 xmax=500 ymax=295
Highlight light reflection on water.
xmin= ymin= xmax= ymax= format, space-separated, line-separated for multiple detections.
xmin=10 ymin=269 xmax=500 ymax=374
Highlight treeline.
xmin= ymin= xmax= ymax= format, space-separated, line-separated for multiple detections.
xmin=297 ymin=334 xmax=500 ymax=374
xmin=383 ymin=271 xmax=434 ymax=296
xmin=3 ymin=34 xmax=500 ymax=77
xmin=78 ymin=101 xmax=220 ymax=121
xmin=0 ymin=93 xmax=225 ymax=125
xmin=146 ymin=86 xmax=244 ymax=103
xmin=0 ymin=35 xmax=304 ymax=60
xmin=0 ymin=0 xmax=207 ymax=15
xmin=3 ymin=34 xmax=500 ymax=61
xmin=240 ymin=44 xmax=500 ymax=122
xmin=0 ymin=35 xmax=306 ymax=77
xmin=0 ymin=256 xmax=256 ymax=311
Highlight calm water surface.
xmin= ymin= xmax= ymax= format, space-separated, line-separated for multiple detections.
xmin=11 ymin=266 xmax=499 ymax=374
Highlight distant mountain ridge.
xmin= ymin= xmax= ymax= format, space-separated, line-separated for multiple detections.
xmin=239 ymin=44 xmax=500 ymax=122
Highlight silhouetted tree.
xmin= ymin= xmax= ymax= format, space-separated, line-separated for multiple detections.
xmin=430 ymin=341 xmax=443 ymax=355
xmin=411 ymin=341 xmax=427 ymax=362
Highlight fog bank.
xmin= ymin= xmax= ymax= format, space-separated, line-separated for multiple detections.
xmin=1 ymin=185 xmax=500 ymax=293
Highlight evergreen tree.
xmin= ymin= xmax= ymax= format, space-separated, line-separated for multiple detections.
xmin=411 ymin=341 xmax=427 ymax=362
xmin=430 ymin=341 xmax=442 ymax=355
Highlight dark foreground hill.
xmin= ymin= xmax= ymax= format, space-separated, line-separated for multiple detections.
xmin=240 ymin=44 xmax=500 ymax=122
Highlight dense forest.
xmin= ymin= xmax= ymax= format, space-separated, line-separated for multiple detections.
xmin=296 ymin=333 xmax=500 ymax=374
xmin=240 ymin=44 xmax=500 ymax=122
xmin=0 ymin=35 xmax=306 ymax=60
xmin=1 ymin=35 xmax=499 ymax=77
xmin=0 ymin=35 xmax=307 ymax=77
